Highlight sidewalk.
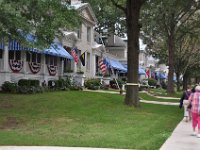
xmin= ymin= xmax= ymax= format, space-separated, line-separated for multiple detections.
xmin=160 ymin=119 xmax=200 ymax=150
xmin=83 ymin=89 xmax=179 ymax=106
xmin=0 ymin=147 xmax=129 ymax=150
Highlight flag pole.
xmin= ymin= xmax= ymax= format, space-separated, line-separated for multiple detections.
xmin=100 ymin=33 xmax=120 ymax=91
xmin=107 ymin=57 xmax=120 ymax=90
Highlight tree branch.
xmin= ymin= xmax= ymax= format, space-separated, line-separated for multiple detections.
xmin=110 ymin=0 xmax=126 ymax=13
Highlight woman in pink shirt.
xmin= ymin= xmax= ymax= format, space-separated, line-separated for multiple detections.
xmin=188 ymin=85 xmax=200 ymax=138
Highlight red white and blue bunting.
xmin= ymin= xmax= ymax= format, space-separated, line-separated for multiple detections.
xmin=9 ymin=59 xmax=23 ymax=73
xmin=28 ymin=62 xmax=41 ymax=74
xmin=47 ymin=65 xmax=57 ymax=76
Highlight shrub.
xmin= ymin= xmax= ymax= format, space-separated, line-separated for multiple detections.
xmin=110 ymin=79 xmax=125 ymax=89
xmin=65 ymin=76 xmax=72 ymax=88
xmin=161 ymin=81 xmax=167 ymax=89
xmin=84 ymin=78 xmax=101 ymax=90
xmin=54 ymin=79 xmax=65 ymax=89
xmin=148 ymin=78 xmax=157 ymax=86
xmin=18 ymin=79 xmax=30 ymax=86
xmin=1 ymin=81 xmax=18 ymax=93
xmin=18 ymin=79 xmax=40 ymax=87
xmin=30 ymin=80 xmax=40 ymax=87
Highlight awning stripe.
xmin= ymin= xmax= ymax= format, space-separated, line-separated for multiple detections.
xmin=8 ymin=40 xmax=73 ymax=59
xmin=105 ymin=58 xmax=127 ymax=72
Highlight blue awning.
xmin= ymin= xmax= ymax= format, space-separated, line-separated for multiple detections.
xmin=123 ymin=64 xmax=146 ymax=75
xmin=50 ymin=43 xmax=73 ymax=59
xmin=105 ymin=58 xmax=127 ymax=72
xmin=159 ymin=72 xmax=167 ymax=79
xmin=8 ymin=40 xmax=72 ymax=59
xmin=138 ymin=68 xmax=146 ymax=75
xmin=8 ymin=40 xmax=39 ymax=52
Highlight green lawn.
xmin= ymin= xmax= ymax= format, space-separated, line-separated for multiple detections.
xmin=0 ymin=91 xmax=182 ymax=150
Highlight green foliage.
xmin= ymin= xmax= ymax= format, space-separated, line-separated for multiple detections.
xmin=84 ymin=78 xmax=101 ymax=90
xmin=85 ymin=0 xmax=126 ymax=36
xmin=0 ymin=0 xmax=80 ymax=48
xmin=148 ymin=78 xmax=157 ymax=86
xmin=17 ymin=86 xmax=44 ymax=94
xmin=110 ymin=79 xmax=125 ymax=89
xmin=1 ymin=81 xmax=18 ymax=93
xmin=18 ymin=79 xmax=40 ymax=87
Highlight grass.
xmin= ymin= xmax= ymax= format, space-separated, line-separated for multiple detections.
xmin=0 ymin=91 xmax=182 ymax=150
xmin=139 ymin=92 xmax=180 ymax=103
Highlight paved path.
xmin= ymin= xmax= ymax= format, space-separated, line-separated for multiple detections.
xmin=160 ymin=119 xmax=200 ymax=150
xmin=83 ymin=89 xmax=179 ymax=106
xmin=0 ymin=146 xmax=129 ymax=150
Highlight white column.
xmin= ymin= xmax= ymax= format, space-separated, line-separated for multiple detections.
xmin=3 ymin=46 xmax=9 ymax=72
xmin=22 ymin=51 xmax=27 ymax=74
xmin=41 ymin=54 xmax=46 ymax=79
xmin=3 ymin=46 xmax=10 ymax=81
xmin=60 ymin=59 xmax=64 ymax=77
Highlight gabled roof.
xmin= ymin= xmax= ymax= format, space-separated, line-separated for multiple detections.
xmin=71 ymin=3 xmax=97 ymax=24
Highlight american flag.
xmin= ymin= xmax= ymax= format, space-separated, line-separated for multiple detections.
xmin=99 ymin=58 xmax=107 ymax=75
xmin=71 ymin=47 xmax=79 ymax=64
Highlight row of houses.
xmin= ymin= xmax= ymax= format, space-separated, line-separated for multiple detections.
xmin=0 ymin=0 xmax=156 ymax=88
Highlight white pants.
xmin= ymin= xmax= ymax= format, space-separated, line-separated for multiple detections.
xmin=183 ymin=100 xmax=189 ymax=117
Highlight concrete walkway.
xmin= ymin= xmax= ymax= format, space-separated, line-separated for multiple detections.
xmin=160 ymin=119 xmax=200 ymax=150
xmin=0 ymin=146 xmax=129 ymax=150
xmin=83 ymin=89 xmax=179 ymax=106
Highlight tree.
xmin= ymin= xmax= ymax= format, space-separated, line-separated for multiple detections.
xmin=110 ymin=0 xmax=146 ymax=107
xmin=83 ymin=0 xmax=126 ymax=37
xmin=85 ymin=0 xmax=145 ymax=107
xmin=141 ymin=0 xmax=199 ymax=94
xmin=174 ymin=32 xmax=200 ymax=91
xmin=0 ymin=0 xmax=80 ymax=47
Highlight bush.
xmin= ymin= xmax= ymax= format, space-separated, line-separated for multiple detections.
xmin=110 ymin=79 xmax=125 ymax=89
xmin=18 ymin=79 xmax=30 ymax=86
xmin=18 ymin=79 xmax=40 ymax=87
xmin=148 ymin=78 xmax=157 ymax=86
xmin=161 ymin=81 xmax=167 ymax=89
xmin=65 ymin=76 xmax=72 ymax=88
xmin=55 ymin=79 xmax=65 ymax=89
xmin=30 ymin=80 xmax=40 ymax=86
xmin=1 ymin=81 xmax=18 ymax=93
xmin=84 ymin=78 xmax=101 ymax=90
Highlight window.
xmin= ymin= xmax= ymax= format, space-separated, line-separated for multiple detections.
xmin=86 ymin=52 xmax=90 ymax=71
xmin=26 ymin=52 xmax=41 ymax=63
xmin=9 ymin=51 xmax=21 ymax=60
xmin=87 ymin=26 xmax=91 ymax=42
xmin=95 ymin=55 xmax=99 ymax=73
xmin=77 ymin=28 xmax=82 ymax=39
xmin=64 ymin=59 xmax=72 ymax=72
xmin=0 ymin=50 xmax=3 ymax=59
xmin=45 ymin=55 xmax=57 ymax=66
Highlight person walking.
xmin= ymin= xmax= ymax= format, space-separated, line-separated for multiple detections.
xmin=188 ymin=85 xmax=200 ymax=138
xmin=179 ymin=85 xmax=192 ymax=122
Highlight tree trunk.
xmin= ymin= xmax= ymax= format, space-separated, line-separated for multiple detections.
xmin=124 ymin=0 xmax=143 ymax=107
xmin=183 ymin=73 xmax=189 ymax=90
xmin=167 ymin=33 xmax=175 ymax=94
xmin=176 ymin=72 xmax=180 ymax=91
